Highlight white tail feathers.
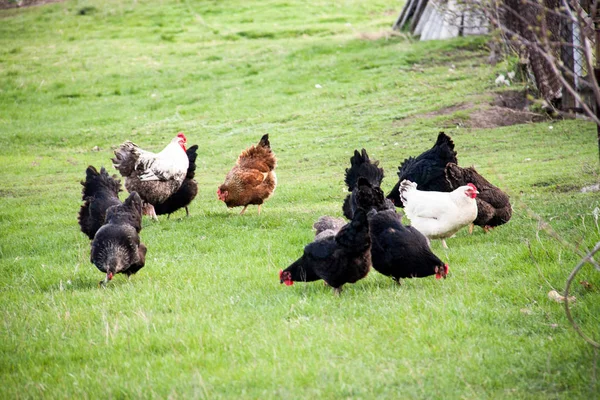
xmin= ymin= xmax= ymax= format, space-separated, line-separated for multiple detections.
xmin=399 ymin=179 xmax=417 ymax=206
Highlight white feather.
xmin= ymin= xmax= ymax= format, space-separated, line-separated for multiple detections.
xmin=400 ymin=180 xmax=478 ymax=240
xmin=135 ymin=137 xmax=188 ymax=182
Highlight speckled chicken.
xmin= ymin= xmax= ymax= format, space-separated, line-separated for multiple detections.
xmin=112 ymin=133 xmax=189 ymax=220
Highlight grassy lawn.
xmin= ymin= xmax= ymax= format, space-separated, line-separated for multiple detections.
xmin=1 ymin=0 xmax=599 ymax=398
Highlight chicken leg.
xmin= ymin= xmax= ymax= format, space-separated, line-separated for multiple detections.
xmin=239 ymin=205 xmax=248 ymax=215
xmin=257 ymin=204 xmax=262 ymax=215
xmin=441 ymin=239 xmax=448 ymax=249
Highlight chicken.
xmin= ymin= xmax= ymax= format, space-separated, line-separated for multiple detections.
xmin=112 ymin=132 xmax=189 ymax=220
xmin=342 ymin=149 xmax=393 ymax=219
xmin=90 ymin=192 xmax=147 ymax=286
xmin=387 ymin=132 xmax=457 ymax=206
xmin=369 ymin=209 xmax=449 ymax=282
xmin=313 ymin=216 xmax=346 ymax=237
xmin=153 ymin=145 xmax=199 ymax=218
xmin=78 ymin=166 xmax=122 ymax=240
xmin=400 ymin=180 xmax=478 ymax=248
xmin=279 ymin=208 xmax=371 ymax=295
xmin=217 ymin=134 xmax=277 ymax=215
xmin=444 ymin=163 xmax=512 ymax=232
xmin=342 ymin=179 xmax=449 ymax=283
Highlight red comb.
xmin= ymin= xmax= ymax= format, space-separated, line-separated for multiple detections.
xmin=467 ymin=183 xmax=477 ymax=191
xmin=444 ymin=263 xmax=449 ymax=275
xmin=177 ymin=132 xmax=186 ymax=141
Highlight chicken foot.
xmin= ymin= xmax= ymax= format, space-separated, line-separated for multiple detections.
xmin=142 ymin=203 xmax=159 ymax=221
xmin=98 ymin=272 xmax=113 ymax=287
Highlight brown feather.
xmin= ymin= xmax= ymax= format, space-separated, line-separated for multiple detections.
xmin=218 ymin=135 xmax=277 ymax=210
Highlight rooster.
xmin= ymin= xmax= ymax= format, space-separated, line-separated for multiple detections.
xmin=153 ymin=145 xmax=199 ymax=218
xmin=112 ymin=133 xmax=189 ymax=220
xmin=400 ymin=180 xmax=478 ymax=248
xmin=387 ymin=132 xmax=457 ymax=206
xmin=369 ymin=209 xmax=449 ymax=282
xmin=342 ymin=149 xmax=393 ymax=219
xmin=90 ymin=192 xmax=147 ymax=286
xmin=279 ymin=208 xmax=371 ymax=295
xmin=217 ymin=134 xmax=276 ymax=215
xmin=78 ymin=166 xmax=122 ymax=240
xmin=445 ymin=163 xmax=512 ymax=232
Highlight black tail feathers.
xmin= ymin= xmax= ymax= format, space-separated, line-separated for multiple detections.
xmin=258 ymin=134 xmax=270 ymax=149
xmin=185 ymin=145 xmax=199 ymax=180
xmin=81 ymin=165 xmax=121 ymax=200
xmin=344 ymin=148 xmax=384 ymax=191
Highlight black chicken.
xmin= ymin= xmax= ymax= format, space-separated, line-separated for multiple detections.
xmin=78 ymin=166 xmax=122 ymax=240
xmin=369 ymin=209 xmax=448 ymax=282
xmin=341 ymin=176 xmax=449 ymax=283
xmin=343 ymin=149 xmax=393 ymax=219
xmin=279 ymin=208 xmax=371 ymax=295
xmin=153 ymin=144 xmax=199 ymax=218
xmin=91 ymin=192 xmax=147 ymax=285
xmin=387 ymin=132 xmax=457 ymax=206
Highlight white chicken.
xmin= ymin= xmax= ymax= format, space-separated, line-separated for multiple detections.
xmin=112 ymin=133 xmax=189 ymax=220
xmin=399 ymin=179 xmax=478 ymax=248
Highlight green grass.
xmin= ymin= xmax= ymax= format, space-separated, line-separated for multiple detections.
xmin=1 ymin=0 xmax=600 ymax=398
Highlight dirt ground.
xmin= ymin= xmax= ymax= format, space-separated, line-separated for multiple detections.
xmin=395 ymin=90 xmax=551 ymax=129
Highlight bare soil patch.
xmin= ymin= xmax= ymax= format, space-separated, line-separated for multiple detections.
xmin=395 ymin=90 xmax=549 ymax=129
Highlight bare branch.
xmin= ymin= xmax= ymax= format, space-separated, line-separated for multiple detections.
xmin=564 ymin=241 xmax=600 ymax=349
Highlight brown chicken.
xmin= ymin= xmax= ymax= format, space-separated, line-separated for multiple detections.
xmin=217 ymin=134 xmax=277 ymax=215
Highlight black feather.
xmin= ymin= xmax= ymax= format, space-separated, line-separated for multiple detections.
xmin=91 ymin=192 xmax=147 ymax=279
xmin=154 ymin=145 xmax=199 ymax=217
xmin=369 ymin=210 xmax=446 ymax=280
xmin=78 ymin=166 xmax=122 ymax=240
xmin=387 ymin=132 xmax=458 ymax=207
xmin=281 ymin=208 xmax=371 ymax=292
